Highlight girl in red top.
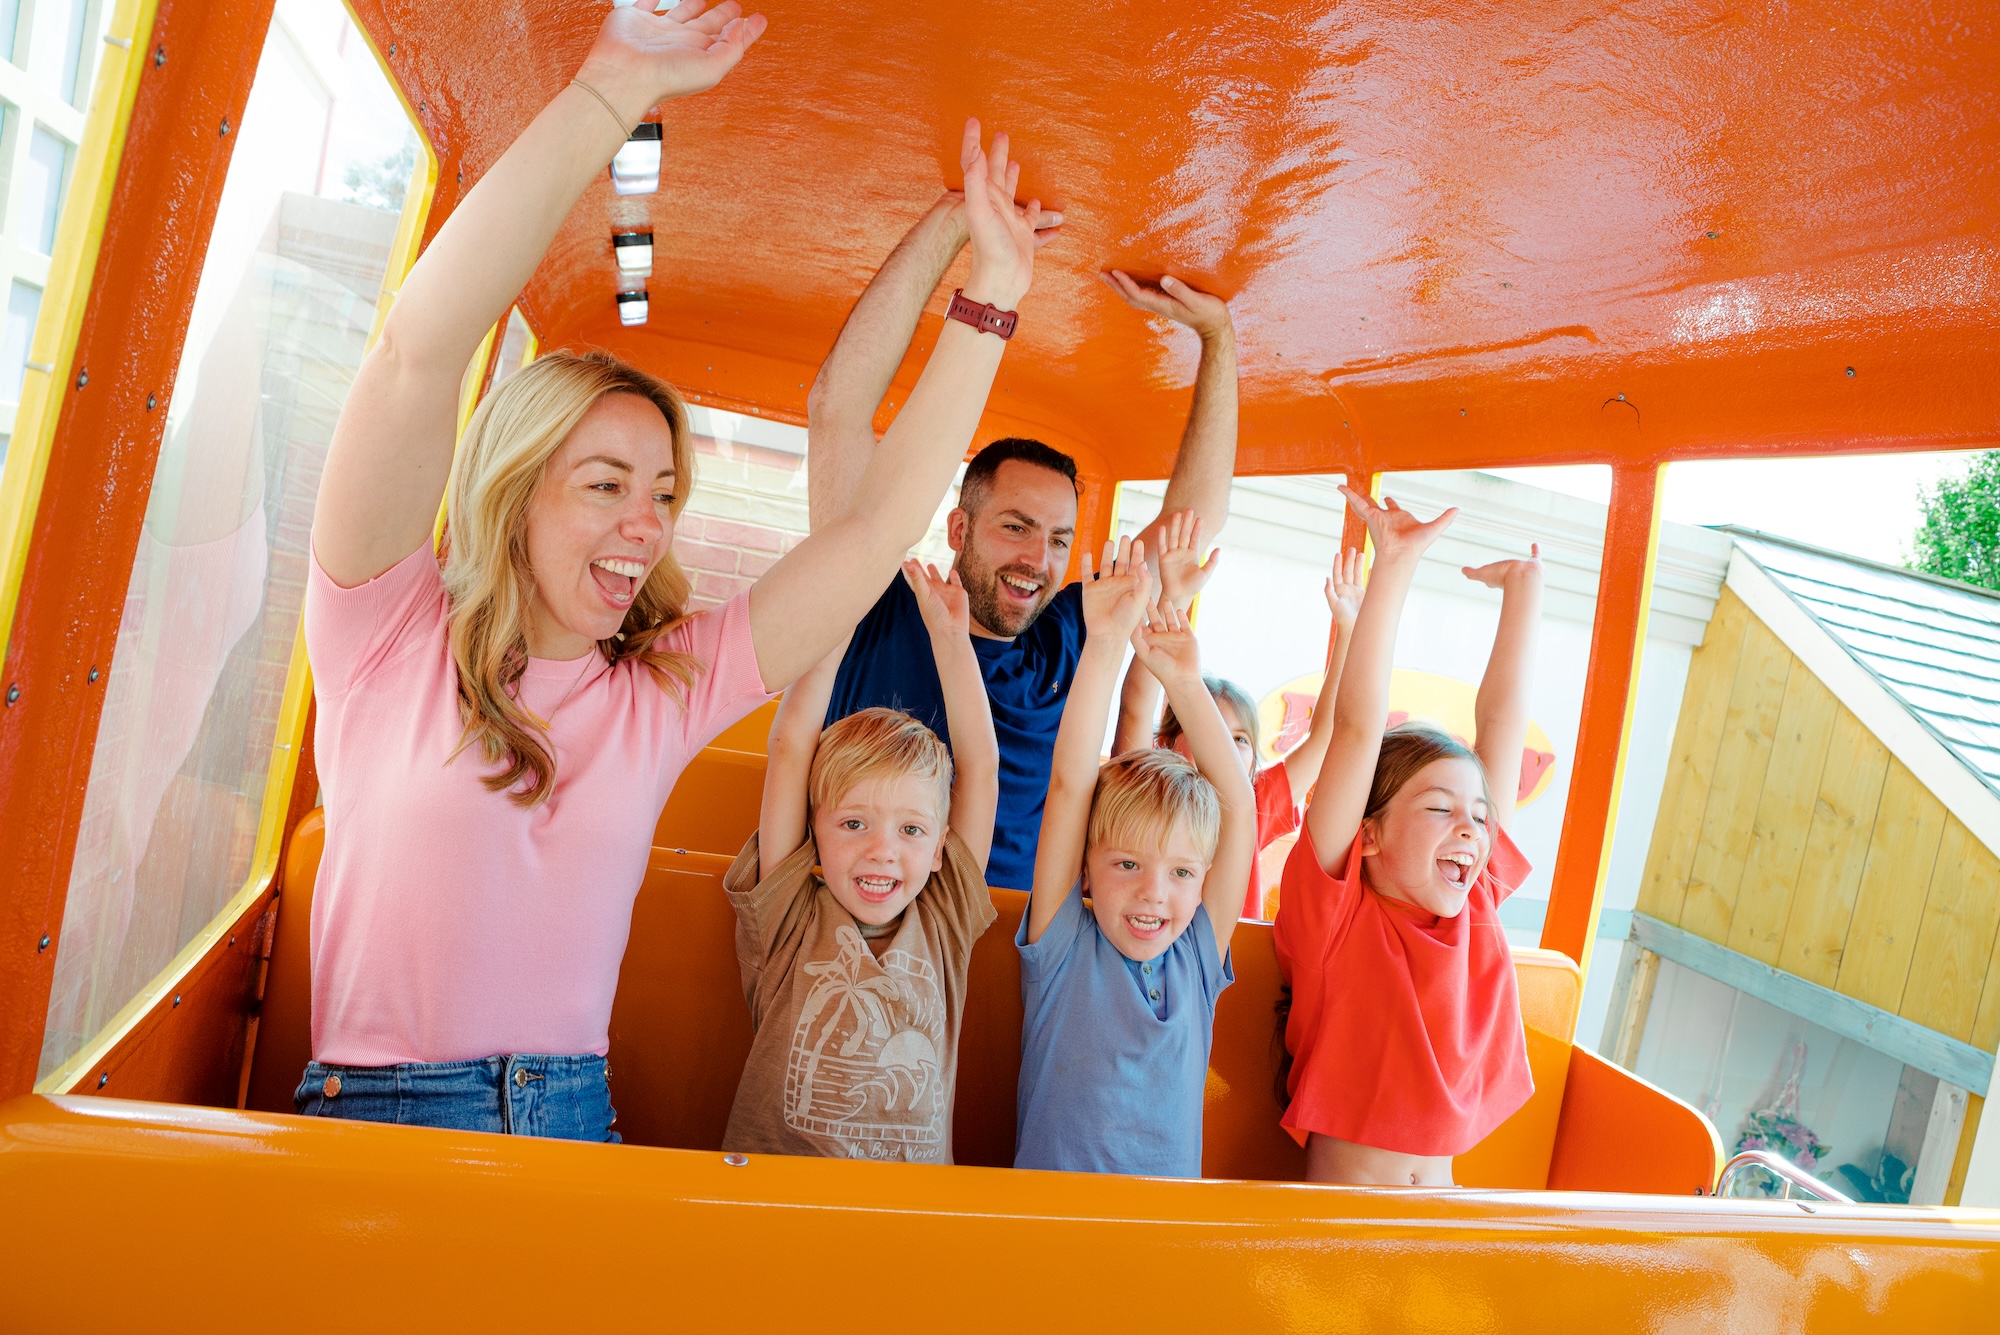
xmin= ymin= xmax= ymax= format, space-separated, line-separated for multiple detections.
xmin=1274 ymin=487 xmax=1543 ymax=1186
xmin=1113 ymin=511 xmax=1365 ymax=918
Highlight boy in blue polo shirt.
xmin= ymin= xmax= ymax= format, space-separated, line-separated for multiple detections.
xmin=1013 ymin=536 xmax=1255 ymax=1177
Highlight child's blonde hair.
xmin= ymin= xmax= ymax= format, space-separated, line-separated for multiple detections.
xmin=1087 ymin=749 xmax=1221 ymax=862
xmin=808 ymin=707 xmax=953 ymax=825
xmin=1155 ymin=675 xmax=1260 ymax=768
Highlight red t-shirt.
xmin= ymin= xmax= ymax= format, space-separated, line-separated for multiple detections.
xmin=1242 ymin=764 xmax=1301 ymax=919
xmin=1272 ymin=822 xmax=1533 ymax=1156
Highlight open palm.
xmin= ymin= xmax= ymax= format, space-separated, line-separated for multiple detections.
xmin=1081 ymin=537 xmax=1153 ymax=641
xmin=903 ymin=559 xmax=970 ymax=637
xmin=1339 ymin=486 xmax=1455 ymax=563
xmin=1155 ymin=509 xmax=1220 ymax=611
xmin=580 ymin=0 xmax=767 ymax=115
xmin=1131 ymin=600 xmax=1202 ymax=687
xmin=958 ymin=119 xmax=1040 ymax=310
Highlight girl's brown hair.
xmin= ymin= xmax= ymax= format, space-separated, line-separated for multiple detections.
xmin=1156 ymin=675 xmax=1261 ymax=768
xmin=443 ymin=350 xmax=702 ymax=807
xmin=1364 ymin=722 xmax=1494 ymax=823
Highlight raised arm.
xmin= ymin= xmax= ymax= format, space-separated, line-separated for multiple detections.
xmin=758 ymin=637 xmax=849 ymax=880
xmin=1278 ymin=546 xmax=1364 ymax=793
xmin=1464 ymin=544 xmax=1544 ymax=831
xmin=1026 ymin=539 xmax=1152 ymax=944
xmin=1131 ymin=602 xmax=1255 ymax=957
xmin=808 ymin=188 xmax=1060 ymax=527
xmin=904 ymin=559 xmax=999 ymax=868
xmin=1102 ymin=273 xmax=1237 ymax=553
xmin=1110 ymin=510 xmax=1217 ymax=754
xmin=1303 ymin=491 xmax=1456 ymax=872
xmin=314 ymin=2 xmax=765 ymax=586
xmin=748 ymin=120 xmax=1042 ymax=690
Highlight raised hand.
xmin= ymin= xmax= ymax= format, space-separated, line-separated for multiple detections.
xmin=1338 ymin=486 xmax=1455 ymax=564
xmin=933 ymin=187 xmax=1065 ymax=252
xmin=1464 ymin=542 xmax=1544 ymax=591
xmin=1154 ymin=509 xmax=1221 ymax=612
xmin=903 ymin=557 xmax=970 ymax=638
xmin=1131 ymin=599 xmax=1202 ymax=689
xmin=1080 ymin=536 xmax=1153 ymax=642
xmin=1324 ymin=546 xmax=1365 ymax=625
xmin=579 ymin=0 xmax=768 ymax=123
xmin=958 ymin=118 xmax=1041 ymax=311
xmin=1101 ymin=271 xmax=1232 ymax=341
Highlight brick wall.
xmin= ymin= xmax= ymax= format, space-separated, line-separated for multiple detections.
xmin=676 ymin=431 xmax=960 ymax=610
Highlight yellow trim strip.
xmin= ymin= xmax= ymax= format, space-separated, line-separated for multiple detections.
xmin=0 ymin=0 xmax=157 ymax=671
xmin=38 ymin=67 xmax=440 ymax=1096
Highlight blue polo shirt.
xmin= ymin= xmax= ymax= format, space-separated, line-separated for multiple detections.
xmin=1013 ymin=887 xmax=1233 ymax=1177
xmin=826 ymin=576 xmax=1085 ymax=891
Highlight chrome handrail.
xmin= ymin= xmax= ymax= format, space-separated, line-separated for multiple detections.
xmin=1714 ymin=1150 xmax=1854 ymax=1203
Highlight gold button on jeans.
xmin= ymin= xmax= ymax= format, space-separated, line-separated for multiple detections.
xmin=322 ymin=1074 xmax=341 ymax=1098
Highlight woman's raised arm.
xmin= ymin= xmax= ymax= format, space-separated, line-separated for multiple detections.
xmin=312 ymin=2 xmax=766 ymax=587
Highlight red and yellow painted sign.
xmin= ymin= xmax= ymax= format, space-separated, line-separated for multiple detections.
xmin=1258 ymin=668 xmax=1559 ymax=808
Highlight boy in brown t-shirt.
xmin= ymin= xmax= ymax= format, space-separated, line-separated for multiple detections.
xmin=722 ymin=560 xmax=998 ymax=1162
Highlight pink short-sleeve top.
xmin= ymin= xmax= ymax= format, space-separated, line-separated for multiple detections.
xmin=303 ymin=543 xmax=774 ymax=1066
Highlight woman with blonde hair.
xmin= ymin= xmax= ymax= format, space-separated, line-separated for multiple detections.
xmin=297 ymin=1 xmax=1044 ymax=1138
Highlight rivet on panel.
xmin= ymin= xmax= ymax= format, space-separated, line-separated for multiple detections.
xmin=74 ymin=370 xmax=87 ymax=388
xmin=38 ymin=934 xmax=49 ymax=951
xmin=145 ymin=393 xmax=156 ymax=411
xmin=152 ymin=45 xmax=165 ymax=68
xmin=723 ymin=1153 xmax=749 ymax=1167
xmin=172 ymin=994 xmax=181 ymax=1007
xmin=1617 ymin=393 xmax=1626 ymax=401
xmin=388 ymin=44 xmax=396 ymax=56
xmin=1845 ymin=367 xmax=1856 ymax=377
xmin=97 ymin=1073 xmax=108 ymax=1088
xmin=220 ymin=117 xmax=230 ymax=136
xmin=6 ymin=684 xmax=19 ymax=704
xmin=1460 ymin=409 xmax=1467 ymax=416
xmin=87 ymin=666 xmax=99 ymax=683
xmin=1705 ymin=231 xmax=1720 ymax=239
xmin=228 ymin=935 xmax=237 ymax=947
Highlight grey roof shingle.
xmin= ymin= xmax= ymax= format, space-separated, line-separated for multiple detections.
xmin=1726 ymin=529 xmax=2000 ymax=798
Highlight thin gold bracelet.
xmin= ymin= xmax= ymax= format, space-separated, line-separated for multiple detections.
xmin=570 ymin=76 xmax=633 ymax=137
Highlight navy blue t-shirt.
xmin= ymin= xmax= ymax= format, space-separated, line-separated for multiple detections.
xmin=826 ymin=576 xmax=1086 ymax=891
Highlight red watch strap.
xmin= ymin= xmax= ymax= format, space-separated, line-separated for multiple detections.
xmin=947 ymin=289 xmax=1018 ymax=340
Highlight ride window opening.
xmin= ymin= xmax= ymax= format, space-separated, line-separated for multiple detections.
xmin=37 ymin=0 xmax=427 ymax=1081
xmin=489 ymin=305 xmax=537 ymax=390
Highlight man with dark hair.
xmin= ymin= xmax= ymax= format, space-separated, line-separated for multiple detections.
xmin=809 ymin=190 xmax=1237 ymax=890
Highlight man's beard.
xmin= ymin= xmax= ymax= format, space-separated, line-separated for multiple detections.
xmin=957 ymin=549 xmax=1057 ymax=638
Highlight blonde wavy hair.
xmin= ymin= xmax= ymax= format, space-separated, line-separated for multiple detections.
xmin=1087 ymin=748 xmax=1221 ymax=863
xmin=808 ymin=708 xmax=954 ymax=828
xmin=443 ymin=350 xmax=701 ymax=806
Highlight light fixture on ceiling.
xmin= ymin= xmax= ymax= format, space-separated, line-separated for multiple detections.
xmin=611 ymin=123 xmax=662 ymax=195
xmin=617 ymin=289 xmax=649 ymax=327
xmin=613 ymin=231 xmax=655 ymax=279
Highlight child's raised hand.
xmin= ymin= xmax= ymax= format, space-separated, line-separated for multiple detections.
xmin=1463 ymin=542 xmax=1543 ymax=591
xmin=1080 ymin=536 xmax=1153 ymax=641
xmin=1155 ymin=509 xmax=1221 ymax=612
xmin=1323 ymin=546 xmax=1364 ymax=626
xmin=1338 ymin=486 xmax=1455 ymax=564
xmin=1131 ymin=599 xmax=1202 ymax=688
xmin=903 ymin=558 xmax=970 ymax=638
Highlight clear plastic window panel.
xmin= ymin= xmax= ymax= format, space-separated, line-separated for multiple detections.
xmin=39 ymin=0 xmax=423 ymax=1078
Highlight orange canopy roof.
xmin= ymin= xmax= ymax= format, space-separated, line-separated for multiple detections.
xmin=357 ymin=0 xmax=2000 ymax=481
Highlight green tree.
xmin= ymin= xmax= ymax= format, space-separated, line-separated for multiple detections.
xmin=1913 ymin=452 xmax=2000 ymax=591
xmin=339 ymin=138 xmax=417 ymax=214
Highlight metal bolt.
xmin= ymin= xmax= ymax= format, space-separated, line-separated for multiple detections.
xmin=1617 ymin=393 xmax=1626 ymax=401
xmin=388 ymin=43 xmax=396 ymax=56
xmin=457 ymin=169 xmax=463 ymax=185
xmin=1845 ymin=366 xmax=1856 ymax=377
xmin=172 ymin=994 xmax=181 ymax=1007
xmin=1706 ymin=231 xmax=1720 ymax=239
xmin=97 ymin=1073 xmax=108 ymax=1088
xmin=152 ymin=44 xmax=165 ymax=68
xmin=1502 ymin=282 xmax=1512 ymax=288
xmin=219 ymin=117 xmax=230 ymax=136
xmin=6 ymin=684 xmax=19 ymax=705
xmin=74 ymin=370 xmax=87 ymax=388
xmin=228 ymin=934 xmax=236 ymax=947
xmin=419 ymin=101 xmax=427 ymax=115
xmin=145 ymin=393 xmax=156 ymax=411
xmin=87 ymin=666 xmax=99 ymax=684
xmin=1460 ymin=408 xmax=1467 ymax=416
xmin=723 ymin=1153 xmax=749 ymax=1167
xmin=38 ymin=934 xmax=49 ymax=951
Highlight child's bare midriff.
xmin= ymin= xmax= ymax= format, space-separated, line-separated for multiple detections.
xmin=1306 ymin=1133 xmax=1454 ymax=1187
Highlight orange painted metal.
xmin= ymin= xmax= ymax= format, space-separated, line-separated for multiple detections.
xmin=4 ymin=1093 xmax=1993 ymax=1331
xmin=350 ymin=1 xmax=1999 ymax=480
xmin=1549 ymin=1046 xmax=1726 ymax=1194
xmin=1541 ymin=463 xmax=1665 ymax=976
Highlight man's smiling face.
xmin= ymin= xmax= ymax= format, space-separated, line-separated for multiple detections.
xmin=948 ymin=458 xmax=1079 ymax=639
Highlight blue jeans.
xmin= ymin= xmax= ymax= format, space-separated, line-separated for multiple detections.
xmin=294 ymin=1053 xmax=620 ymax=1142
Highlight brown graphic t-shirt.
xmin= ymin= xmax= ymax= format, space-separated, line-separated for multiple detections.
xmin=721 ymin=829 xmax=997 ymax=1163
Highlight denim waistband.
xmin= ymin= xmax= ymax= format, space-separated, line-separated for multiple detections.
xmin=295 ymin=1053 xmax=618 ymax=1142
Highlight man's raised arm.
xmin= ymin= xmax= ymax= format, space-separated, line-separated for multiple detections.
xmin=1102 ymin=271 xmax=1238 ymax=552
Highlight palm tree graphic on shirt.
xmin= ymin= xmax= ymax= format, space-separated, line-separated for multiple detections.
xmin=785 ymin=925 xmax=945 ymax=1150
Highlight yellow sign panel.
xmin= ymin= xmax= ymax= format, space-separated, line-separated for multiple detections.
xmin=1257 ymin=668 xmax=1559 ymax=808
